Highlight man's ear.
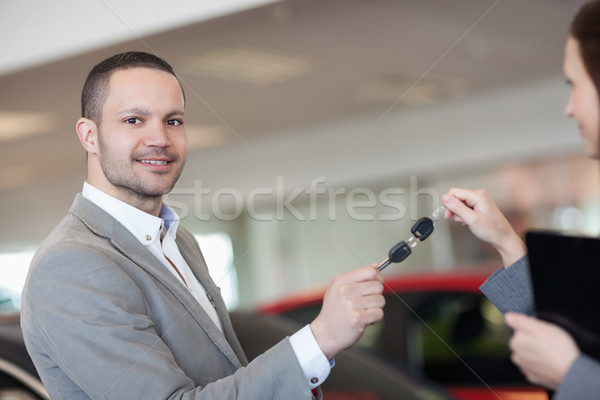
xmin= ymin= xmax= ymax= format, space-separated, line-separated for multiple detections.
xmin=76 ymin=118 xmax=99 ymax=154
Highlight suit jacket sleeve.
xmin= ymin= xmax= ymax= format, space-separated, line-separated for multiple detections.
xmin=479 ymin=256 xmax=600 ymax=400
xmin=21 ymin=231 xmax=316 ymax=399
xmin=479 ymin=255 xmax=535 ymax=315
xmin=554 ymin=354 xmax=600 ymax=399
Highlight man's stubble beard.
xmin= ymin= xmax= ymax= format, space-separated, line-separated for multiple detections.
xmin=97 ymin=129 xmax=186 ymax=201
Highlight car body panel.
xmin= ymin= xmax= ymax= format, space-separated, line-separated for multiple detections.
xmin=230 ymin=311 xmax=456 ymax=400
xmin=258 ymin=269 xmax=549 ymax=400
xmin=0 ymin=314 xmax=49 ymax=399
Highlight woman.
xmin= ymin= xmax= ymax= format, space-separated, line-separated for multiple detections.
xmin=441 ymin=1 xmax=600 ymax=398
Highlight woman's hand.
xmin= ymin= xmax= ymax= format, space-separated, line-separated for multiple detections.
xmin=442 ymin=188 xmax=526 ymax=267
xmin=506 ymin=313 xmax=580 ymax=390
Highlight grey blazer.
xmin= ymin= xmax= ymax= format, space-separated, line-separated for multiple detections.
xmin=480 ymin=257 xmax=600 ymax=400
xmin=21 ymin=195 xmax=316 ymax=399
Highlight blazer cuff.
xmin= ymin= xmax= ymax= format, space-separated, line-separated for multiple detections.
xmin=479 ymin=255 xmax=535 ymax=315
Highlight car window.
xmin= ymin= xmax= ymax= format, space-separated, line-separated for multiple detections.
xmin=382 ymin=291 xmax=525 ymax=385
xmin=280 ymin=291 xmax=530 ymax=387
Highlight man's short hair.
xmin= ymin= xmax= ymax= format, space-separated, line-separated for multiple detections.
xmin=81 ymin=51 xmax=184 ymax=124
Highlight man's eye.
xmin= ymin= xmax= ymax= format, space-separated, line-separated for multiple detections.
xmin=166 ymin=119 xmax=183 ymax=126
xmin=125 ymin=118 xmax=142 ymax=124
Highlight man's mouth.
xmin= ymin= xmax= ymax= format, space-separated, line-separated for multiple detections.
xmin=140 ymin=160 xmax=169 ymax=165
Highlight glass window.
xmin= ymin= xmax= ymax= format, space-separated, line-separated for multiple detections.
xmin=0 ymin=249 xmax=35 ymax=313
xmin=194 ymin=233 xmax=239 ymax=309
xmin=375 ymin=292 xmax=527 ymax=385
xmin=280 ymin=290 xmax=530 ymax=386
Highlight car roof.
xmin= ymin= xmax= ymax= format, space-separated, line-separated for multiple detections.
xmin=259 ymin=265 xmax=498 ymax=315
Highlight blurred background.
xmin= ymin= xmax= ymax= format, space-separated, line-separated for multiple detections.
xmin=1 ymin=0 xmax=599 ymax=311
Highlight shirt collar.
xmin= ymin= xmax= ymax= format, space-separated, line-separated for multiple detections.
xmin=82 ymin=182 xmax=179 ymax=246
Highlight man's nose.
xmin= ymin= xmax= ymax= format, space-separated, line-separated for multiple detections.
xmin=144 ymin=122 xmax=171 ymax=147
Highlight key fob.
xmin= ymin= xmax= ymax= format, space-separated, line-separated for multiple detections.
xmin=389 ymin=241 xmax=412 ymax=263
xmin=411 ymin=217 xmax=434 ymax=241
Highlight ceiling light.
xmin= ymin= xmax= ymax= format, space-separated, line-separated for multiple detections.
xmin=354 ymin=75 xmax=470 ymax=107
xmin=178 ymin=45 xmax=316 ymax=86
xmin=0 ymin=111 xmax=58 ymax=141
xmin=354 ymin=77 xmax=440 ymax=106
xmin=186 ymin=124 xmax=232 ymax=150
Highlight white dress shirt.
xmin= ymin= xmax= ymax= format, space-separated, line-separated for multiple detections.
xmin=81 ymin=182 xmax=331 ymax=389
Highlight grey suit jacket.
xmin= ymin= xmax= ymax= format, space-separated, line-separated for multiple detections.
xmin=21 ymin=195 xmax=316 ymax=399
xmin=480 ymin=256 xmax=600 ymax=400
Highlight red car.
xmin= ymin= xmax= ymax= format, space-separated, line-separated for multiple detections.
xmin=258 ymin=268 xmax=548 ymax=400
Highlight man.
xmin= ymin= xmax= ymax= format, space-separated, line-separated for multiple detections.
xmin=21 ymin=52 xmax=385 ymax=399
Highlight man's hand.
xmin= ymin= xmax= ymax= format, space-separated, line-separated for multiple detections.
xmin=442 ymin=188 xmax=526 ymax=267
xmin=309 ymin=264 xmax=385 ymax=360
xmin=506 ymin=313 xmax=580 ymax=390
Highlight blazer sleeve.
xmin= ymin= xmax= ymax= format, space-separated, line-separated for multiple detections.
xmin=21 ymin=244 xmax=316 ymax=400
xmin=479 ymin=255 xmax=536 ymax=316
xmin=480 ymin=257 xmax=600 ymax=400
xmin=554 ymin=354 xmax=600 ymax=400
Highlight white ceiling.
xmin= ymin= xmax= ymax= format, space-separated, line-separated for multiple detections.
xmin=0 ymin=0 xmax=589 ymax=245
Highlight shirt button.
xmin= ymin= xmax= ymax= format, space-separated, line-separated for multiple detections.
xmin=146 ymin=235 xmax=152 ymax=241
xmin=310 ymin=377 xmax=319 ymax=384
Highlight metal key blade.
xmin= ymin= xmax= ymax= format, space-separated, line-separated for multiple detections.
xmin=378 ymin=258 xmax=391 ymax=271
xmin=431 ymin=205 xmax=446 ymax=221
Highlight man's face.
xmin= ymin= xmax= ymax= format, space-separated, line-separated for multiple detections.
xmin=564 ymin=37 xmax=600 ymax=159
xmin=94 ymin=67 xmax=187 ymax=202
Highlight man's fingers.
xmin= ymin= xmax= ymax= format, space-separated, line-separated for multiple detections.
xmin=354 ymin=293 xmax=386 ymax=310
xmin=336 ymin=264 xmax=384 ymax=285
xmin=361 ymin=307 xmax=384 ymax=326
xmin=337 ymin=279 xmax=383 ymax=299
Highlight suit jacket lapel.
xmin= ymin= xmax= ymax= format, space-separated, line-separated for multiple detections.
xmin=176 ymin=230 xmax=249 ymax=366
xmin=70 ymin=195 xmax=244 ymax=369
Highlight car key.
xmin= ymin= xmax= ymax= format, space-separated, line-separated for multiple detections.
xmin=406 ymin=205 xmax=446 ymax=248
xmin=378 ymin=205 xmax=445 ymax=271
xmin=377 ymin=241 xmax=412 ymax=271
xmin=431 ymin=205 xmax=446 ymax=221
xmin=406 ymin=217 xmax=434 ymax=248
